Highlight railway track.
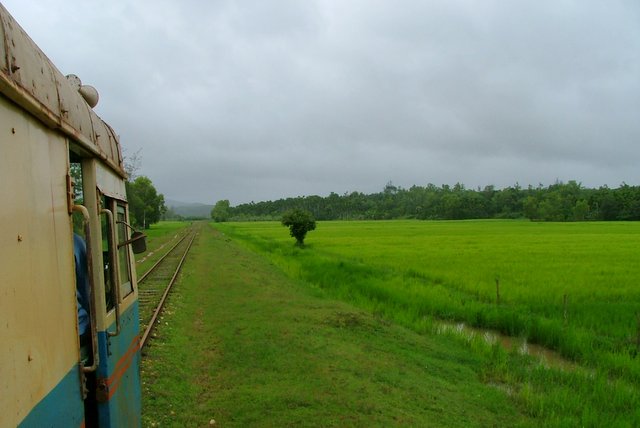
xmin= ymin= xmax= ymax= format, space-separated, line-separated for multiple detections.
xmin=138 ymin=227 xmax=198 ymax=350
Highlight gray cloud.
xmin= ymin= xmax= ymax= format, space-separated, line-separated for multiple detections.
xmin=5 ymin=0 xmax=639 ymax=204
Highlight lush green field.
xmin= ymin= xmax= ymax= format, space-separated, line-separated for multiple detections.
xmin=214 ymin=219 xmax=640 ymax=425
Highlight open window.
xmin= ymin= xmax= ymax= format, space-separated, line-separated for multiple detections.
xmin=100 ymin=197 xmax=136 ymax=311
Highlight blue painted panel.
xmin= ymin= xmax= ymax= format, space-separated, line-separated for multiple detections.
xmin=97 ymin=301 xmax=142 ymax=427
xmin=18 ymin=364 xmax=84 ymax=428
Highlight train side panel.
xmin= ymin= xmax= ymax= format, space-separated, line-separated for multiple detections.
xmin=0 ymin=96 xmax=84 ymax=426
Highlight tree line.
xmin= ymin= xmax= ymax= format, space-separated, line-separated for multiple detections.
xmin=213 ymin=181 xmax=640 ymax=222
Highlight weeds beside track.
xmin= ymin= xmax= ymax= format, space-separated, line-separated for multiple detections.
xmin=138 ymin=226 xmax=198 ymax=350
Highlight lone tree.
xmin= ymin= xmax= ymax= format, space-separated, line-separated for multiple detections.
xmin=281 ymin=209 xmax=316 ymax=246
xmin=127 ymin=176 xmax=166 ymax=229
xmin=211 ymin=199 xmax=231 ymax=222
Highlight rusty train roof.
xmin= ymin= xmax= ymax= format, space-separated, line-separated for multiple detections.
xmin=0 ymin=4 xmax=126 ymax=177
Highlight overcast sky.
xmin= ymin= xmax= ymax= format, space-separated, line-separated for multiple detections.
xmin=4 ymin=1 xmax=639 ymax=204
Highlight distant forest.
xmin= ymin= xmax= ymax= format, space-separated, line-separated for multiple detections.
xmin=224 ymin=181 xmax=640 ymax=222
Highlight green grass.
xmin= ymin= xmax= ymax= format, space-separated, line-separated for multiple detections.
xmin=213 ymin=219 xmax=640 ymax=425
xmin=141 ymin=224 xmax=534 ymax=427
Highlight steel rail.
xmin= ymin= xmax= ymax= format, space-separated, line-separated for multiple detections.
xmin=140 ymin=231 xmax=197 ymax=350
xmin=138 ymin=231 xmax=191 ymax=284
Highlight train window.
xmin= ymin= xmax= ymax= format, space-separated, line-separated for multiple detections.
xmin=117 ymin=204 xmax=133 ymax=298
xmin=101 ymin=200 xmax=115 ymax=312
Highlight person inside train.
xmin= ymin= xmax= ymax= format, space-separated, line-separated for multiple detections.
xmin=74 ymin=233 xmax=91 ymax=349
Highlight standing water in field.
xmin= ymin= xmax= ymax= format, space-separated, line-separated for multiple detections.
xmin=436 ymin=322 xmax=577 ymax=370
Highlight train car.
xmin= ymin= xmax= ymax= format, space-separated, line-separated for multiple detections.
xmin=0 ymin=4 xmax=145 ymax=426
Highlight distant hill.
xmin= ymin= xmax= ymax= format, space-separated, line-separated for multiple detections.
xmin=165 ymin=199 xmax=213 ymax=219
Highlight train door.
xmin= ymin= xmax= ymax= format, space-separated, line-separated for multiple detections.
xmin=69 ymin=154 xmax=99 ymax=427
xmin=96 ymin=196 xmax=141 ymax=425
xmin=76 ymin=156 xmax=142 ymax=426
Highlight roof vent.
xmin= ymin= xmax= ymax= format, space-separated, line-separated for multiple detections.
xmin=66 ymin=74 xmax=99 ymax=108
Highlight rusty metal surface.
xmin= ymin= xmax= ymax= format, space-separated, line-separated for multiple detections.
xmin=0 ymin=3 xmax=125 ymax=178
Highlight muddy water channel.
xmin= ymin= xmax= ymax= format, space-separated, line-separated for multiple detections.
xmin=436 ymin=322 xmax=578 ymax=370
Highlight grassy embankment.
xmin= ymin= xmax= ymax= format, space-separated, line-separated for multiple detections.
xmin=214 ymin=219 xmax=640 ymax=426
xmin=141 ymin=222 xmax=533 ymax=427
